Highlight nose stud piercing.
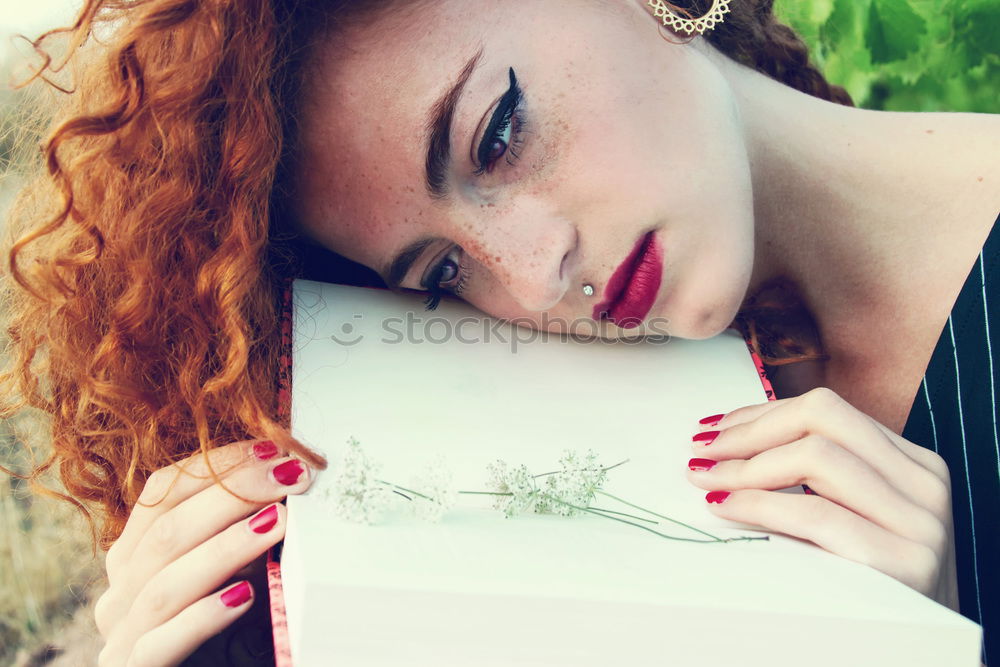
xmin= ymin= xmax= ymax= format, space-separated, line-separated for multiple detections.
xmin=583 ymin=284 xmax=595 ymax=297
xmin=647 ymin=0 xmax=731 ymax=35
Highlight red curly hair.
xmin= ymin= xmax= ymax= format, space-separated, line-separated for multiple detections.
xmin=1 ymin=0 xmax=846 ymax=552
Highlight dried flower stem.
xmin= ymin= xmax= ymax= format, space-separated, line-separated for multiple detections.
xmin=594 ymin=490 xmax=725 ymax=542
xmin=586 ymin=506 xmax=659 ymax=524
xmin=376 ymin=480 xmax=434 ymax=502
xmin=461 ymin=490 xmax=768 ymax=544
xmin=531 ymin=458 xmax=630 ymax=480
xmin=584 ymin=505 xmax=768 ymax=544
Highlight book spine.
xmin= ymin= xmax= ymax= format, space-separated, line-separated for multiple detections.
xmin=268 ymin=278 xmax=296 ymax=667
xmin=276 ymin=277 xmax=295 ymax=428
xmin=742 ymin=336 xmax=775 ymax=402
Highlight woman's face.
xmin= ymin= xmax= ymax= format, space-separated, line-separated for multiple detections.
xmin=294 ymin=0 xmax=756 ymax=340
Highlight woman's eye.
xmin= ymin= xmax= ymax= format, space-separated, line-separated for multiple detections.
xmin=474 ymin=67 xmax=524 ymax=176
xmin=424 ymin=248 xmax=463 ymax=291
xmin=420 ymin=246 xmax=469 ymax=311
xmin=483 ymin=132 xmax=510 ymax=165
xmin=435 ymin=257 xmax=459 ymax=286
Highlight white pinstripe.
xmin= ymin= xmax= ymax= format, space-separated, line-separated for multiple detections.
xmin=948 ymin=316 xmax=984 ymax=630
xmin=920 ymin=376 xmax=939 ymax=453
xmin=980 ymin=251 xmax=1000 ymax=479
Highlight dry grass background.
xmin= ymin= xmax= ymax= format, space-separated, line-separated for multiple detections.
xmin=1 ymin=53 xmax=106 ymax=666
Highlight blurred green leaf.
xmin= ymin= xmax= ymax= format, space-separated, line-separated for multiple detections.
xmin=820 ymin=0 xmax=866 ymax=57
xmin=955 ymin=1 xmax=1000 ymax=68
xmin=775 ymin=0 xmax=998 ymax=113
xmin=866 ymin=0 xmax=929 ymax=64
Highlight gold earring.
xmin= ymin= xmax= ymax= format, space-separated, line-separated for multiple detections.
xmin=647 ymin=0 xmax=732 ymax=35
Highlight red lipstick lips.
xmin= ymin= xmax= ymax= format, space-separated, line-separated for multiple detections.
xmin=592 ymin=231 xmax=663 ymax=329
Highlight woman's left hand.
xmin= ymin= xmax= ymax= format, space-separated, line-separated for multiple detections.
xmin=687 ymin=386 xmax=959 ymax=611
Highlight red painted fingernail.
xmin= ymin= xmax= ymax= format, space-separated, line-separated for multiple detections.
xmin=692 ymin=430 xmax=720 ymax=444
xmin=220 ymin=581 xmax=253 ymax=608
xmin=706 ymin=491 xmax=731 ymax=504
xmin=249 ymin=504 xmax=279 ymax=534
xmin=698 ymin=413 xmax=725 ymax=427
xmin=688 ymin=458 xmax=718 ymax=472
xmin=253 ymin=440 xmax=278 ymax=461
xmin=272 ymin=459 xmax=305 ymax=486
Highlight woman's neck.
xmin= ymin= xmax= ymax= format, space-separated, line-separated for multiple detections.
xmin=706 ymin=40 xmax=999 ymax=349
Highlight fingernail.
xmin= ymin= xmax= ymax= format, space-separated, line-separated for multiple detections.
xmin=272 ymin=459 xmax=305 ymax=486
xmin=253 ymin=440 xmax=278 ymax=461
xmin=220 ymin=581 xmax=253 ymax=608
xmin=688 ymin=458 xmax=718 ymax=472
xmin=249 ymin=504 xmax=279 ymax=534
xmin=706 ymin=491 xmax=731 ymax=504
xmin=698 ymin=413 xmax=725 ymax=427
xmin=692 ymin=430 xmax=720 ymax=445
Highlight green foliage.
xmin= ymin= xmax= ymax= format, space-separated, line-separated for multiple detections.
xmin=773 ymin=0 xmax=1000 ymax=112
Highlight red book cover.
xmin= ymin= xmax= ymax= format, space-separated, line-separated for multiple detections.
xmin=265 ymin=280 xmax=777 ymax=666
xmin=266 ymin=279 xmax=295 ymax=667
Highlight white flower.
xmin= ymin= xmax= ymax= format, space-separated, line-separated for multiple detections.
xmin=486 ymin=460 xmax=539 ymax=518
xmin=409 ymin=456 xmax=457 ymax=522
xmin=542 ymin=449 xmax=607 ymax=517
xmin=324 ymin=437 xmax=390 ymax=525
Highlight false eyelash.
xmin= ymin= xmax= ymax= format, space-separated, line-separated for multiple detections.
xmin=474 ymin=69 xmax=525 ymax=176
xmin=502 ymin=114 xmax=527 ymax=168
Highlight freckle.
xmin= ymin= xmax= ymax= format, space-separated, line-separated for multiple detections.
xmin=495 ymin=256 xmax=501 ymax=264
xmin=978 ymin=176 xmax=984 ymax=182
xmin=925 ymin=129 xmax=935 ymax=134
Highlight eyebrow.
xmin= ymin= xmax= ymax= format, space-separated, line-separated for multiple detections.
xmin=382 ymin=48 xmax=484 ymax=290
xmin=425 ymin=47 xmax=484 ymax=199
xmin=385 ymin=235 xmax=441 ymax=291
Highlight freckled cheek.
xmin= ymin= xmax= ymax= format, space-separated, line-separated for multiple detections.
xmin=525 ymin=112 xmax=565 ymax=181
xmin=467 ymin=285 xmax=531 ymax=322
xmin=530 ymin=103 xmax=643 ymax=199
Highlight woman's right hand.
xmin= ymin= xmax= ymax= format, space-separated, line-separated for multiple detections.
xmin=94 ymin=439 xmax=314 ymax=666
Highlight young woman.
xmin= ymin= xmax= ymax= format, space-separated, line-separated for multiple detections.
xmin=2 ymin=1 xmax=997 ymax=665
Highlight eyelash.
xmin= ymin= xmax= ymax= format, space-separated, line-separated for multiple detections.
xmin=422 ymin=246 xmax=469 ymax=311
xmin=474 ymin=69 xmax=527 ymax=176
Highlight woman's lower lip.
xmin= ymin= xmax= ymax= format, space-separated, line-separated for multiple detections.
xmin=592 ymin=231 xmax=663 ymax=328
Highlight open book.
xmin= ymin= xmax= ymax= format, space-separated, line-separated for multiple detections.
xmin=267 ymin=279 xmax=981 ymax=666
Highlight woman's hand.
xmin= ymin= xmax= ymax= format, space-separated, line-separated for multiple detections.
xmin=94 ymin=439 xmax=315 ymax=666
xmin=687 ymin=386 xmax=960 ymax=611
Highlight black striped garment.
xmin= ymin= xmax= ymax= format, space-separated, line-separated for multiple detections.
xmin=902 ymin=210 xmax=1000 ymax=667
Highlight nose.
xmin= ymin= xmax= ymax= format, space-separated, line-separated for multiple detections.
xmin=456 ymin=195 xmax=577 ymax=312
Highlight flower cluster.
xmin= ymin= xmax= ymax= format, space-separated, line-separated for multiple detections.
xmin=486 ymin=449 xmax=608 ymax=518
xmin=321 ymin=436 xmax=390 ymax=525
xmin=486 ymin=461 xmax=538 ymax=518
xmin=408 ymin=455 xmax=458 ymax=522
xmin=322 ymin=438 xmax=457 ymax=524
xmin=541 ymin=449 xmax=608 ymax=516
